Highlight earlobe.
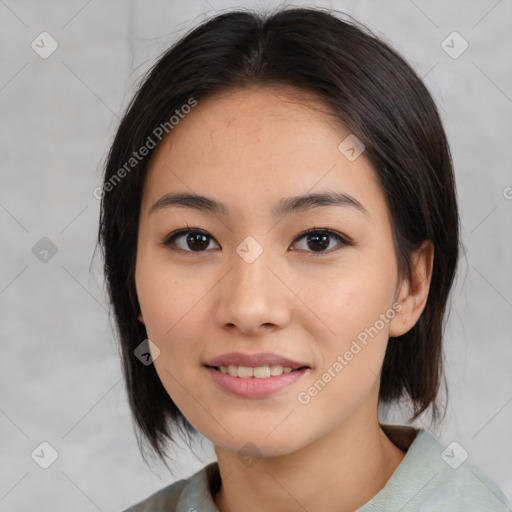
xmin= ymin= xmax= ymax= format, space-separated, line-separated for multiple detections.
xmin=389 ymin=240 xmax=434 ymax=338
xmin=138 ymin=313 xmax=145 ymax=324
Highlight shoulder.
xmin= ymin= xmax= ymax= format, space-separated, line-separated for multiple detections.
xmin=121 ymin=478 xmax=188 ymax=512
xmin=362 ymin=427 xmax=512 ymax=512
xmin=421 ymin=456 xmax=512 ymax=511
xmin=121 ymin=462 xmax=218 ymax=512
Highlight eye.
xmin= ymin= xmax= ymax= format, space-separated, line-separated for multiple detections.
xmin=291 ymin=227 xmax=351 ymax=254
xmin=161 ymin=226 xmax=351 ymax=255
xmin=161 ymin=227 xmax=220 ymax=254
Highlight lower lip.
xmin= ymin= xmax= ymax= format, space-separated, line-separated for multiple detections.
xmin=204 ymin=366 xmax=309 ymax=398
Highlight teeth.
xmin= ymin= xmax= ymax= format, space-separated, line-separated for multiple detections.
xmin=218 ymin=364 xmax=295 ymax=378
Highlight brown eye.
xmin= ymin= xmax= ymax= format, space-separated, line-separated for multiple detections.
xmin=291 ymin=228 xmax=350 ymax=254
xmin=162 ymin=227 xmax=351 ymax=256
xmin=162 ymin=229 xmax=220 ymax=253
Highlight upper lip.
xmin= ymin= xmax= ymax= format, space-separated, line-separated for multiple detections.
xmin=204 ymin=352 xmax=310 ymax=369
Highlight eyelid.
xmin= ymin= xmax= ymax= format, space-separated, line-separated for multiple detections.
xmin=161 ymin=226 xmax=352 ymax=255
xmin=160 ymin=227 xmax=217 ymax=252
xmin=293 ymin=227 xmax=352 ymax=250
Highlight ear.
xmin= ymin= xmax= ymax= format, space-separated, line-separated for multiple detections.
xmin=138 ymin=313 xmax=145 ymax=324
xmin=389 ymin=240 xmax=434 ymax=337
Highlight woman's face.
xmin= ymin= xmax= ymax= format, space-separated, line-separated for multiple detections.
xmin=135 ymin=86 xmax=410 ymax=457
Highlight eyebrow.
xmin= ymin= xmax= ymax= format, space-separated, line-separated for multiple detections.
xmin=148 ymin=190 xmax=369 ymax=218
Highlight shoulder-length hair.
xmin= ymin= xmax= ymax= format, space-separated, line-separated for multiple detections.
xmin=96 ymin=7 xmax=461 ymax=467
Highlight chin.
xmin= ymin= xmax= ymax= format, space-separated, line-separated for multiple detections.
xmin=210 ymin=427 xmax=308 ymax=460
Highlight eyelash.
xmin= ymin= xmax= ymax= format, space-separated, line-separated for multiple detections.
xmin=160 ymin=225 xmax=352 ymax=256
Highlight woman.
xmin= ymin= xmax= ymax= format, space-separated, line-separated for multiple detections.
xmin=97 ymin=7 xmax=512 ymax=511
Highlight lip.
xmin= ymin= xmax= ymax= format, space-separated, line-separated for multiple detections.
xmin=204 ymin=366 xmax=310 ymax=398
xmin=203 ymin=351 xmax=310 ymax=369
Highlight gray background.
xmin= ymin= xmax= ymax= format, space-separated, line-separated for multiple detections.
xmin=1 ymin=0 xmax=511 ymax=510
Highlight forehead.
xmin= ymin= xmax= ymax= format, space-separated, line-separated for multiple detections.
xmin=141 ymin=86 xmax=387 ymax=223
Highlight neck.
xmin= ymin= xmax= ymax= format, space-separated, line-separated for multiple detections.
xmin=213 ymin=407 xmax=406 ymax=512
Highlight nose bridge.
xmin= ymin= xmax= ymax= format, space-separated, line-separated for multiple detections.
xmin=230 ymin=235 xmax=275 ymax=301
xmin=214 ymin=235 xmax=290 ymax=332
xmin=232 ymin=242 xmax=272 ymax=295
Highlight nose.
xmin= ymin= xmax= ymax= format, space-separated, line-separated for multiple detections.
xmin=214 ymin=243 xmax=292 ymax=336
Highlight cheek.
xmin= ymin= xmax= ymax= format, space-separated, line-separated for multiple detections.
xmin=136 ymin=268 xmax=206 ymax=408
xmin=298 ymin=269 xmax=394 ymax=382
xmin=135 ymin=270 xmax=206 ymax=390
xmin=136 ymin=256 xmax=195 ymax=335
xmin=298 ymin=269 xmax=392 ymax=338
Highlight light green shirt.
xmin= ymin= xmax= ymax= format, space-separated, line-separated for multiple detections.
xmin=123 ymin=426 xmax=512 ymax=511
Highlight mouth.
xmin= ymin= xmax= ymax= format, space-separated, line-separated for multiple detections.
xmin=204 ymin=364 xmax=310 ymax=398
xmin=203 ymin=351 xmax=311 ymax=376
xmin=205 ymin=364 xmax=310 ymax=379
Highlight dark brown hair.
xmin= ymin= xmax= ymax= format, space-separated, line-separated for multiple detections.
xmin=96 ymin=6 xmax=461 ymax=468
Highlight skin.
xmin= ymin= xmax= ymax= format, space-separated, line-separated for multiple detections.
xmin=135 ymin=85 xmax=434 ymax=512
